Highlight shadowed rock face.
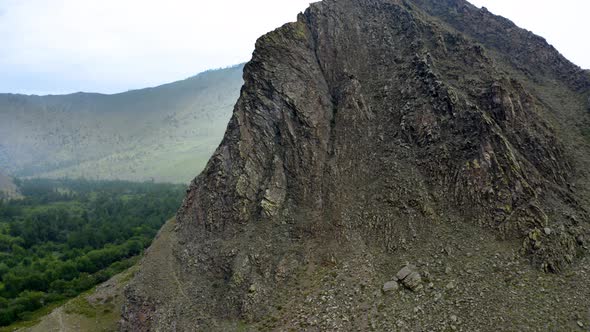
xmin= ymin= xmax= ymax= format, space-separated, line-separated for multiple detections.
xmin=122 ymin=0 xmax=590 ymax=330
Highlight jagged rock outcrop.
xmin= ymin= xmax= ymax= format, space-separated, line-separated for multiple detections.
xmin=0 ymin=172 xmax=20 ymax=200
xmin=122 ymin=0 xmax=590 ymax=330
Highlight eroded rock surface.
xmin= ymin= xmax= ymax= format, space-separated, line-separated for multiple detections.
xmin=122 ymin=0 xmax=590 ymax=330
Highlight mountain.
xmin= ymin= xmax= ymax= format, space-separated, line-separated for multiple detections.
xmin=0 ymin=65 xmax=244 ymax=183
xmin=122 ymin=0 xmax=590 ymax=330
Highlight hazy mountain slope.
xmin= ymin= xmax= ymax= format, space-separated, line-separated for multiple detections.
xmin=122 ymin=0 xmax=590 ymax=330
xmin=0 ymin=64 xmax=244 ymax=183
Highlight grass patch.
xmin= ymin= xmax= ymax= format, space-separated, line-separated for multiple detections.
xmin=236 ymin=321 xmax=253 ymax=332
xmin=63 ymin=290 xmax=101 ymax=318
xmin=0 ymin=299 xmax=67 ymax=332
xmin=1 ymin=264 xmax=137 ymax=331
xmin=119 ymin=264 xmax=139 ymax=284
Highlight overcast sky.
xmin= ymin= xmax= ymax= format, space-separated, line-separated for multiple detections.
xmin=0 ymin=0 xmax=587 ymax=95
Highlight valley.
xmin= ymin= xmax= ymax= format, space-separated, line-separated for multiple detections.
xmin=0 ymin=65 xmax=243 ymax=183
xmin=0 ymin=179 xmax=183 ymax=327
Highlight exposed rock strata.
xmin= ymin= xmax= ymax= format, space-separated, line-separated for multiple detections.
xmin=122 ymin=0 xmax=590 ymax=330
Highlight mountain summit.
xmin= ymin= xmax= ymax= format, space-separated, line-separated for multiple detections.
xmin=122 ymin=0 xmax=590 ymax=330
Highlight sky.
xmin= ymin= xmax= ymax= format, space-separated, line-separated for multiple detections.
xmin=0 ymin=0 xmax=588 ymax=95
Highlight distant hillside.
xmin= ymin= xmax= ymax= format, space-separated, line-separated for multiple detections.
xmin=0 ymin=64 xmax=244 ymax=183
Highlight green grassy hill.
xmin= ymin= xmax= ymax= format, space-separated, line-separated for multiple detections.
xmin=0 ymin=65 xmax=244 ymax=183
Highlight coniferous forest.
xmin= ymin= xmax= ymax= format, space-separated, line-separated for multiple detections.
xmin=0 ymin=179 xmax=184 ymax=326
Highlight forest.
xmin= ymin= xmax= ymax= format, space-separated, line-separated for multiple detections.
xmin=0 ymin=178 xmax=184 ymax=326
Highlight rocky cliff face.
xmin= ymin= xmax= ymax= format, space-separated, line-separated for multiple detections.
xmin=0 ymin=172 xmax=20 ymax=200
xmin=122 ymin=0 xmax=590 ymax=330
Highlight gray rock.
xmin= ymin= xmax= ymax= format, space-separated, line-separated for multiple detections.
xmin=396 ymin=265 xmax=422 ymax=291
xmin=396 ymin=265 xmax=417 ymax=280
xmin=543 ymin=227 xmax=552 ymax=235
xmin=382 ymin=281 xmax=399 ymax=293
xmin=403 ymin=272 xmax=423 ymax=291
xmin=434 ymin=292 xmax=442 ymax=302
xmin=248 ymin=284 xmax=257 ymax=293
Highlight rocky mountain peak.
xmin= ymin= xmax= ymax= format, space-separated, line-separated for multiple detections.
xmin=122 ymin=0 xmax=590 ymax=330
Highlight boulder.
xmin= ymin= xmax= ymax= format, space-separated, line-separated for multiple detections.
xmin=396 ymin=265 xmax=416 ymax=280
xmin=382 ymin=281 xmax=399 ymax=293
xmin=396 ymin=265 xmax=423 ymax=291
xmin=403 ymin=272 xmax=423 ymax=291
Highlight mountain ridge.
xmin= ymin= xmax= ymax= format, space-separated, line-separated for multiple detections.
xmin=0 ymin=64 xmax=245 ymax=183
xmin=2 ymin=64 xmax=245 ymax=98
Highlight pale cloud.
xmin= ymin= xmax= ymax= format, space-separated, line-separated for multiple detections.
xmin=0 ymin=0 xmax=312 ymax=94
xmin=0 ymin=0 xmax=587 ymax=95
